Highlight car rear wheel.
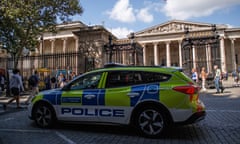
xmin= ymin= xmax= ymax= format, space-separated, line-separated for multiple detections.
xmin=134 ymin=106 xmax=167 ymax=138
xmin=33 ymin=103 xmax=55 ymax=128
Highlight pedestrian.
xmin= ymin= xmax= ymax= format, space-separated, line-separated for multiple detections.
xmin=60 ymin=74 xmax=67 ymax=88
xmin=71 ymin=71 xmax=77 ymax=79
xmin=214 ymin=65 xmax=224 ymax=93
xmin=57 ymin=72 xmax=63 ymax=88
xmin=44 ymin=75 xmax=51 ymax=90
xmin=232 ymin=70 xmax=238 ymax=87
xmin=200 ymin=67 xmax=208 ymax=91
xmin=25 ymin=70 xmax=39 ymax=104
xmin=3 ymin=69 xmax=24 ymax=110
xmin=0 ymin=72 xmax=5 ymax=92
xmin=50 ymin=76 xmax=57 ymax=89
xmin=191 ymin=68 xmax=198 ymax=83
xmin=238 ymin=72 xmax=240 ymax=86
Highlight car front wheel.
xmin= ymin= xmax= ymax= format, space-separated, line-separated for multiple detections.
xmin=134 ymin=106 xmax=167 ymax=138
xmin=33 ymin=103 xmax=56 ymax=128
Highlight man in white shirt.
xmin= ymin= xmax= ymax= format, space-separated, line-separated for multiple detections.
xmin=214 ymin=65 xmax=224 ymax=93
xmin=3 ymin=69 xmax=24 ymax=110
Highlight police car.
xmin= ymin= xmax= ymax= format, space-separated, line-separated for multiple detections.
xmin=28 ymin=64 xmax=206 ymax=138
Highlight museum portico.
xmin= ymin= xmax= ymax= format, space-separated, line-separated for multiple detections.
xmin=134 ymin=20 xmax=240 ymax=73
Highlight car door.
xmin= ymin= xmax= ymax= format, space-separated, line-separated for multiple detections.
xmin=98 ymin=70 xmax=139 ymax=124
xmin=100 ymin=70 xmax=164 ymax=124
xmin=58 ymin=72 xmax=104 ymax=122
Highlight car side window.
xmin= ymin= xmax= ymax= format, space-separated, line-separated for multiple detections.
xmin=141 ymin=71 xmax=171 ymax=83
xmin=69 ymin=72 xmax=102 ymax=90
xmin=106 ymin=71 xmax=135 ymax=88
xmin=105 ymin=71 xmax=171 ymax=88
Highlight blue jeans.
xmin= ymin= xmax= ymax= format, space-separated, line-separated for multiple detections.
xmin=215 ymin=77 xmax=220 ymax=92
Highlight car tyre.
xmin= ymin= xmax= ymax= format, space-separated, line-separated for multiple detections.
xmin=33 ymin=103 xmax=56 ymax=128
xmin=134 ymin=106 xmax=168 ymax=138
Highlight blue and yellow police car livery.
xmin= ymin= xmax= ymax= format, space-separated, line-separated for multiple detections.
xmin=28 ymin=64 xmax=206 ymax=138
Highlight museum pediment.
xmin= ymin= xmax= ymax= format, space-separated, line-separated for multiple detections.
xmin=136 ymin=20 xmax=218 ymax=35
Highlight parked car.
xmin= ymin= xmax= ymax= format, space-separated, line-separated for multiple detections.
xmin=28 ymin=64 xmax=206 ymax=138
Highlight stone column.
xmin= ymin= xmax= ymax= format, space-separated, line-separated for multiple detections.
xmin=154 ymin=43 xmax=159 ymax=66
xmin=50 ymin=39 xmax=55 ymax=69
xmin=192 ymin=45 xmax=196 ymax=68
xmin=62 ymin=38 xmax=67 ymax=68
xmin=220 ymin=37 xmax=226 ymax=72
xmin=206 ymin=44 xmax=209 ymax=72
xmin=166 ymin=41 xmax=171 ymax=67
xmin=37 ymin=40 xmax=43 ymax=68
xmin=122 ymin=51 xmax=126 ymax=65
xmin=50 ymin=39 xmax=55 ymax=54
xmin=178 ymin=40 xmax=182 ymax=67
xmin=74 ymin=37 xmax=79 ymax=74
xmin=142 ymin=44 xmax=147 ymax=66
xmin=39 ymin=40 xmax=43 ymax=54
xmin=231 ymin=38 xmax=236 ymax=71
xmin=63 ymin=38 xmax=67 ymax=53
xmin=208 ymin=44 xmax=212 ymax=73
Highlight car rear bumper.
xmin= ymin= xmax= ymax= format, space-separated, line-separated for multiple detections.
xmin=176 ymin=111 xmax=206 ymax=125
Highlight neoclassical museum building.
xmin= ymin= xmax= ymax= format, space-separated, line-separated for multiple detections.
xmin=0 ymin=20 xmax=240 ymax=76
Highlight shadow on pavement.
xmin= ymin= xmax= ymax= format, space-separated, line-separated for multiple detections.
xmin=27 ymin=121 xmax=205 ymax=139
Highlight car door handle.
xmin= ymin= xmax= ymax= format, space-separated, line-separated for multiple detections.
xmin=127 ymin=92 xmax=139 ymax=98
xmin=84 ymin=95 xmax=96 ymax=100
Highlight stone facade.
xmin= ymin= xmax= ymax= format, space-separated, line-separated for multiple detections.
xmin=1 ymin=20 xmax=240 ymax=75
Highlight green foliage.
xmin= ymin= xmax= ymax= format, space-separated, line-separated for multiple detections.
xmin=0 ymin=0 xmax=83 ymax=68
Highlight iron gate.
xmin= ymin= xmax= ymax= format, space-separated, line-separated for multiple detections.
xmin=181 ymin=26 xmax=220 ymax=76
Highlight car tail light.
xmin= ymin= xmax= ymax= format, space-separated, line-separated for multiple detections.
xmin=173 ymin=85 xmax=200 ymax=102
xmin=173 ymin=85 xmax=199 ymax=95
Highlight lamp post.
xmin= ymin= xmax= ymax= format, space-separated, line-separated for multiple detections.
xmin=80 ymin=42 xmax=95 ymax=72
xmin=40 ymin=35 xmax=44 ymax=68
xmin=108 ymin=35 xmax=113 ymax=63
xmin=103 ymin=35 xmax=114 ymax=64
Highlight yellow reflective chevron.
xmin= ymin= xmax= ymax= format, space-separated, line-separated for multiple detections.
xmin=32 ymin=93 xmax=44 ymax=104
xmin=61 ymin=90 xmax=83 ymax=106
xmin=98 ymin=72 xmax=107 ymax=89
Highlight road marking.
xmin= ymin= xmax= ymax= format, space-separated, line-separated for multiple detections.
xmin=56 ymin=131 xmax=76 ymax=144
xmin=0 ymin=117 xmax=14 ymax=122
xmin=0 ymin=128 xmax=50 ymax=133
xmin=207 ymin=110 xmax=240 ymax=113
xmin=0 ymin=128 xmax=77 ymax=144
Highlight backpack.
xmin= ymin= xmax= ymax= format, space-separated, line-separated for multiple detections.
xmin=50 ymin=77 xmax=56 ymax=83
xmin=28 ymin=75 xmax=37 ymax=86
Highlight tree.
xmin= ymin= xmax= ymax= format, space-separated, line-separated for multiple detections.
xmin=0 ymin=0 xmax=83 ymax=68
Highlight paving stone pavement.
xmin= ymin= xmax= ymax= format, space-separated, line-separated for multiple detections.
xmin=0 ymin=78 xmax=239 ymax=143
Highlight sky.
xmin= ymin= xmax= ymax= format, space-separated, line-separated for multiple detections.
xmin=72 ymin=0 xmax=240 ymax=38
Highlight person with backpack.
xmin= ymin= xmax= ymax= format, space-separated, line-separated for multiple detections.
xmin=3 ymin=69 xmax=24 ymax=110
xmin=44 ymin=75 xmax=51 ymax=90
xmin=0 ymin=72 xmax=5 ymax=92
xmin=25 ymin=71 xmax=39 ymax=104
xmin=50 ymin=76 xmax=57 ymax=89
